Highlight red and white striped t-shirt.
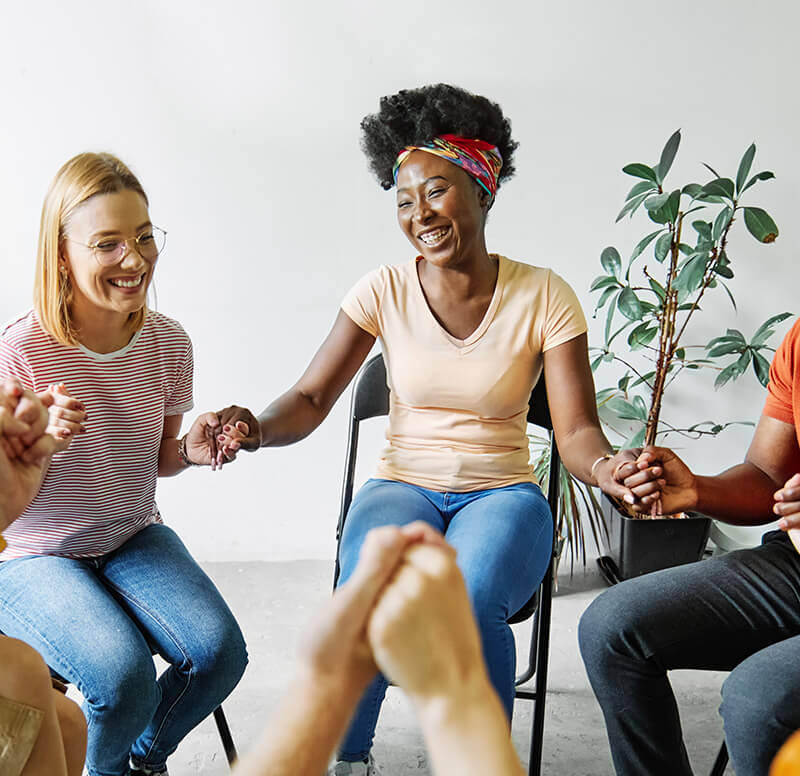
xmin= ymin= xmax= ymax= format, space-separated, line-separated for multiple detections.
xmin=0 ymin=309 xmax=194 ymax=559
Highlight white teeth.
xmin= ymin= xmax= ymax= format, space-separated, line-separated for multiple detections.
xmin=419 ymin=228 xmax=448 ymax=246
xmin=110 ymin=275 xmax=143 ymax=288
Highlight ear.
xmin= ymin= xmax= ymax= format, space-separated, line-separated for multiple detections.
xmin=477 ymin=186 xmax=492 ymax=212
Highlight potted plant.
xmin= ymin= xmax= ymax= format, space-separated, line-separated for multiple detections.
xmin=589 ymin=130 xmax=789 ymax=580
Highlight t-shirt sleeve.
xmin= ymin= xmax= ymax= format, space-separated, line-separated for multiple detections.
xmin=165 ymin=335 xmax=194 ymax=416
xmin=541 ymin=270 xmax=588 ymax=352
xmin=763 ymin=319 xmax=799 ymax=425
xmin=341 ymin=268 xmax=384 ymax=338
xmin=0 ymin=338 xmax=35 ymax=390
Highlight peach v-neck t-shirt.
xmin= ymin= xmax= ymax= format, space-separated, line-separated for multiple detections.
xmin=341 ymin=255 xmax=587 ymax=492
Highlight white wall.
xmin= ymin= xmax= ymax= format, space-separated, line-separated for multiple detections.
xmin=1 ymin=0 xmax=797 ymax=560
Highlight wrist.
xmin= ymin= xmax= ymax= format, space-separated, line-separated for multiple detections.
xmin=590 ymin=452 xmax=614 ymax=485
xmin=409 ymin=667 xmax=492 ymax=722
xmin=176 ymin=434 xmax=199 ymax=467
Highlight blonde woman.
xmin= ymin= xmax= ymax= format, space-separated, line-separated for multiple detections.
xmin=0 ymin=153 xmax=247 ymax=776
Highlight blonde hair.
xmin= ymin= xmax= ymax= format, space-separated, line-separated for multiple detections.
xmin=34 ymin=152 xmax=149 ymax=346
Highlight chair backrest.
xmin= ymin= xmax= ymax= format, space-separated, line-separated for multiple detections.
xmin=334 ymin=352 xmax=561 ymax=590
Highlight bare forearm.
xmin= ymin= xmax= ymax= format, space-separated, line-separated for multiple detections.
xmin=413 ymin=677 xmax=524 ymax=776
xmin=557 ymin=425 xmax=614 ymax=484
xmin=234 ymin=670 xmax=364 ymax=776
xmin=257 ymin=389 xmax=330 ymax=448
xmin=693 ymin=461 xmax=780 ymax=525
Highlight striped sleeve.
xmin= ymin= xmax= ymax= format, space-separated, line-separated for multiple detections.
xmin=165 ymin=336 xmax=194 ymax=416
xmin=0 ymin=337 xmax=35 ymax=390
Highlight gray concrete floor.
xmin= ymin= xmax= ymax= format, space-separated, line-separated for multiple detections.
xmin=139 ymin=556 xmax=732 ymax=775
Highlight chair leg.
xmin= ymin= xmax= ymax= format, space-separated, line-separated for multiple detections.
xmin=213 ymin=705 xmax=238 ymax=767
xmin=709 ymin=740 xmax=728 ymax=776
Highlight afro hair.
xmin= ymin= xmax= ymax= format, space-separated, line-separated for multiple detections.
xmin=360 ymin=83 xmax=518 ymax=190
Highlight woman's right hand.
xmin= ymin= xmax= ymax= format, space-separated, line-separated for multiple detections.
xmin=44 ymin=383 xmax=87 ymax=452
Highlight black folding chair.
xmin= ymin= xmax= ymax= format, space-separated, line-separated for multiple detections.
xmin=332 ymin=353 xmax=561 ymax=776
xmin=710 ymin=740 xmax=728 ymax=775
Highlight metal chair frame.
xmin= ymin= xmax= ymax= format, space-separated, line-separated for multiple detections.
xmin=332 ymin=353 xmax=560 ymax=776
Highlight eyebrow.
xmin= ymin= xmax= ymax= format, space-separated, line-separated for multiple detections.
xmin=396 ymin=176 xmax=449 ymax=194
xmin=89 ymin=221 xmax=153 ymax=239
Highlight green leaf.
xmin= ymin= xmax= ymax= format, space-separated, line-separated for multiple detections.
xmin=736 ymin=143 xmax=756 ymax=193
xmin=631 ymin=370 xmax=656 ymax=388
xmin=600 ymin=246 xmax=622 ymax=277
xmin=751 ymin=312 xmax=793 ymax=347
xmin=676 ymin=254 xmax=707 ymax=292
xmin=604 ymin=292 xmax=618 ymax=342
xmin=713 ymin=206 xmax=732 ymax=242
xmin=654 ymin=232 xmax=672 ymax=262
xmin=702 ymin=162 xmax=721 ymax=178
xmin=632 ymin=395 xmax=648 ymax=420
xmin=626 ymin=180 xmax=658 ymax=201
xmin=714 ymin=351 xmax=752 ymax=389
xmin=618 ymin=287 xmax=644 ymax=321
xmin=648 ymin=277 xmax=666 ymax=301
xmin=644 ymin=193 xmax=670 ymax=211
xmin=623 ymin=427 xmax=646 ymax=449
xmin=590 ymin=275 xmax=619 ymax=292
xmin=753 ymin=351 xmax=771 ymax=386
xmin=615 ymin=192 xmax=651 ymax=222
xmin=594 ymin=284 xmax=619 ymax=314
xmin=678 ymin=242 xmax=694 ymax=255
xmin=675 ymin=348 xmax=685 ymax=359
xmin=627 ymin=322 xmax=658 ymax=350
xmin=622 ymin=163 xmax=658 ymax=182
xmin=590 ymin=355 xmax=603 ymax=372
xmin=743 ymin=207 xmax=779 ymax=243
xmin=703 ymin=178 xmax=735 ymax=200
xmin=682 ymin=183 xmax=704 ymax=200
xmin=647 ymin=189 xmax=680 ymax=225
xmin=714 ymin=262 xmax=734 ymax=279
xmin=720 ymin=280 xmax=737 ymax=312
xmin=740 ymin=170 xmax=775 ymax=195
xmin=657 ymin=130 xmax=681 ymax=183
xmin=629 ymin=229 xmax=664 ymax=262
xmin=618 ymin=374 xmax=631 ymax=392
xmin=692 ymin=220 xmax=712 ymax=240
xmin=707 ymin=341 xmax=745 ymax=358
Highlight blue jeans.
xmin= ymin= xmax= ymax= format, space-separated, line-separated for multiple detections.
xmin=336 ymin=478 xmax=553 ymax=762
xmin=0 ymin=524 xmax=248 ymax=776
xmin=579 ymin=530 xmax=800 ymax=776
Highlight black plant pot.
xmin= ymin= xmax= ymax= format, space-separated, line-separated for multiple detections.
xmin=599 ymin=495 xmax=712 ymax=581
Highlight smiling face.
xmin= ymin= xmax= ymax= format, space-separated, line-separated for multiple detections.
xmin=60 ymin=189 xmax=156 ymax=329
xmin=395 ymin=151 xmax=489 ymax=269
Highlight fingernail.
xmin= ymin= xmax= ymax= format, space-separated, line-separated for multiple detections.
xmin=624 ymin=494 xmax=635 ymax=504
xmin=779 ymin=519 xmax=788 ymax=530
xmin=224 ymin=425 xmax=231 ymax=432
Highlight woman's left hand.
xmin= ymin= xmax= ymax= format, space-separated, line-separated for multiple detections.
xmin=593 ymin=449 xmax=661 ymax=507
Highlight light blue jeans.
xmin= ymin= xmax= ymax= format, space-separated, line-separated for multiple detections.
xmin=0 ymin=523 xmax=248 ymax=776
xmin=336 ymin=478 xmax=553 ymax=762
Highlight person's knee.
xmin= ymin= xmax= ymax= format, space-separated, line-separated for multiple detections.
xmin=86 ymin=650 xmax=158 ymax=726
xmin=721 ymin=662 xmax=796 ymax=735
xmin=578 ymin=585 xmax=638 ymax=672
xmin=0 ymin=638 xmax=52 ymax=707
xmin=191 ymin=618 xmax=248 ymax=694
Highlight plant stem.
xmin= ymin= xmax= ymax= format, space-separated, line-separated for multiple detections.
xmin=644 ymin=217 xmax=682 ymax=445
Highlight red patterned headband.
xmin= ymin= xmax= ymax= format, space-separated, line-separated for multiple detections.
xmin=392 ymin=134 xmax=503 ymax=201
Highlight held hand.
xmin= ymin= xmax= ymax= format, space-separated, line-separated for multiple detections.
xmin=215 ymin=406 xmax=261 ymax=460
xmin=593 ymin=448 xmax=644 ymax=507
xmin=0 ymin=380 xmax=57 ymax=526
xmin=366 ymin=534 xmax=484 ymax=704
xmin=301 ymin=524 xmax=438 ymax=693
xmin=773 ymin=473 xmax=800 ymax=531
xmin=45 ymin=383 xmax=87 ymax=453
xmin=620 ymin=445 xmax=697 ymax=515
xmin=183 ymin=412 xmax=223 ymax=469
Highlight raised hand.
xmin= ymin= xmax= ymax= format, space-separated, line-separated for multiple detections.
xmin=0 ymin=378 xmax=58 ymax=528
xmin=45 ymin=383 xmax=87 ymax=452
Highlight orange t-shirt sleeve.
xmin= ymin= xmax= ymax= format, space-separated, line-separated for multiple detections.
xmin=341 ymin=268 xmax=383 ymax=338
xmin=763 ymin=318 xmax=799 ymax=425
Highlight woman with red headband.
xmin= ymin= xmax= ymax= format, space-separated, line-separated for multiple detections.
xmin=218 ymin=84 xmax=640 ymax=775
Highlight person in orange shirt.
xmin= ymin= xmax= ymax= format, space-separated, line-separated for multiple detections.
xmin=580 ymin=318 xmax=800 ymax=776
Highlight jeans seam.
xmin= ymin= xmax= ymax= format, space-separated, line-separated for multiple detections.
xmin=103 ymin=582 xmax=192 ymax=764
